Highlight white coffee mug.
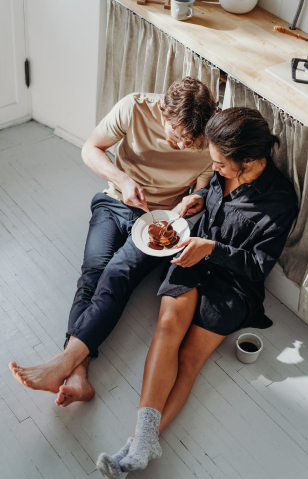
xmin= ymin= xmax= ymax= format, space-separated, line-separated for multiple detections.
xmin=171 ymin=0 xmax=195 ymax=21
xmin=236 ymin=332 xmax=263 ymax=364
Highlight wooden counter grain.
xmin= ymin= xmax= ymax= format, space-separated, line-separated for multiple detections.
xmin=116 ymin=0 xmax=308 ymax=125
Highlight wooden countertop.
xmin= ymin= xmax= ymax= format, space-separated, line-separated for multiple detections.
xmin=117 ymin=0 xmax=308 ymax=125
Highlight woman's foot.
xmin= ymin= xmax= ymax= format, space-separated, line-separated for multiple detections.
xmin=9 ymin=355 xmax=71 ymax=393
xmin=97 ymin=437 xmax=133 ymax=478
xmin=119 ymin=407 xmax=162 ymax=472
xmin=55 ymin=358 xmax=95 ymax=407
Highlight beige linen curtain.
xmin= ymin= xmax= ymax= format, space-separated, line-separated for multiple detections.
xmin=98 ymin=0 xmax=220 ymax=121
xmin=227 ymin=77 xmax=308 ymax=318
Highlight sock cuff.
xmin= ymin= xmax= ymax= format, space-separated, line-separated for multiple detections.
xmin=137 ymin=407 xmax=161 ymax=430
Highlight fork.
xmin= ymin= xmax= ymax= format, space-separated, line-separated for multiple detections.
xmin=149 ymin=211 xmax=158 ymax=225
xmin=164 ymin=211 xmax=187 ymax=230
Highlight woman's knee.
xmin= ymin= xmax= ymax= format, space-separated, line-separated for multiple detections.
xmin=156 ymin=311 xmax=179 ymax=337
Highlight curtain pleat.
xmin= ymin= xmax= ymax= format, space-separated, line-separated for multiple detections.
xmin=98 ymin=0 xmax=220 ymax=120
xmin=227 ymin=77 xmax=308 ymax=318
xmin=135 ymin=18 xmax=148 ymax=91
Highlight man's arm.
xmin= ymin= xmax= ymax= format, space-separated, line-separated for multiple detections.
xmin=82 ymin=127 xmax=148 ymax=212
xmin=82 ymin=125 xmax=127 ymax=189
xmin=194 ymin=148 xmax=213 ymax=192
xmin=193 ymin=177 xmax=208 ymax=192
xmin=82 ymin=95 xmax=149 ymax=211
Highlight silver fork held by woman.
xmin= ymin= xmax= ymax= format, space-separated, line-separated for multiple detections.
xmin=165 ymin=211 xmax=188 ymax=229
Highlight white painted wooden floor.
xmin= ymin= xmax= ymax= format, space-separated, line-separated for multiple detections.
xmin=1 ymin=121 xmax=308 ymax=479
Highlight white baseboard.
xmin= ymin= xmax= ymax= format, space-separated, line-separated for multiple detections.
xmin=54 ymin=127 xmax=85 ymax=149
xmin=265 ymin=264 xmax=307 ymax=324
xmin=0 ymin=114 xmax=32 ymax=131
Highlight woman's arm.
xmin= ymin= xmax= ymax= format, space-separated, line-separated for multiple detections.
xmin=172 ymin=205 xmax=297 ymax=278
xmin=171 ymin=237 xmax=215 ymax=267
xmin=208 ymin=208 xmax=297 ymax=281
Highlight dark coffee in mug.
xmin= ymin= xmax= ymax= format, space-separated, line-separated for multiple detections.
xmin=239 ymin=341 xmax=259 ymax=353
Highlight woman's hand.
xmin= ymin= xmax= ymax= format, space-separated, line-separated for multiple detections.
xmin=171 ymin=237 xmax=215 ymax=268
xmin=179 ymin=194 xmax=204 ymax=217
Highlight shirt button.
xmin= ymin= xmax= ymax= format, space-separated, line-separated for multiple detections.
xmin=197 ymin=283 xmax=201 ymax=286
xmin=210 ymin=218 xmax=213 ymax=222
xmin=207 ymin=271 xmax=211 ymax=274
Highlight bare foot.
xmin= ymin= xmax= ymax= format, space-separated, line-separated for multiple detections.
xmin=9 ymin=337 xmax=90 ymax=395
xmin=55 ymin=359 xmax=95 ymax=407
xmin=8 ymin=356 xmax=73 ymax=394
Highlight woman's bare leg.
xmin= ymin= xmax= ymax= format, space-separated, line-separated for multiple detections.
xmin=117 ymin=289 xmax=199 ymax=473
xmin=9 ymin=336 xmax=90 ymax=394
xmin=139 ymin=288 xmax=199 ymax=412
xmin=98 ymin=291 xmax=225 ymax=475
xmin=159 ymin=325 xmax=226 ymax=433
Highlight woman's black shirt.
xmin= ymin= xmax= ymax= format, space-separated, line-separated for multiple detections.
xmin=158 ymin=159 xmax=298 ymax=335
xmin=195 ymin=158 xmax=298 ymax=282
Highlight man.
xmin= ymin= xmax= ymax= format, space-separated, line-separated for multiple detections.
xmin=9 ymin=77 xmax=217 ymax=406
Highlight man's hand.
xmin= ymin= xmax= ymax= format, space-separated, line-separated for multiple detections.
xmin=121 ymin=177 xmax=149 ymax=212
xmin=171 ymin=237 xmax=215 ymax=268
xmin=179 ymin=194 xmax=204 ymax=217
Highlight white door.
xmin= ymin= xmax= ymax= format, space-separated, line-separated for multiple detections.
xmin=0 ymin=0 xmax=30 ymax=128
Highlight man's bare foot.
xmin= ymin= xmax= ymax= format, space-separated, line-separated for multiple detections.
xmin=55 ymin=359 xmax=95 ymax=407
xmin=9 ymin=337 xmax=90 ymax=395
xmin=9 ymin=356 xmax=73 ymax=394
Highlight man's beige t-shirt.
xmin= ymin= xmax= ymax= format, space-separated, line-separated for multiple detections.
xmin=100 ymin=92 xmax=213 ymax=210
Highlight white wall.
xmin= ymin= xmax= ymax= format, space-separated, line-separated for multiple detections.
xmin=258 ymin=0 xmax=308 ymax=34
xmin=26 ymin=0 xmax=107 ymax=144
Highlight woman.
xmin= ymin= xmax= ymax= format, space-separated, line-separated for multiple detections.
xmin=97 ymin=108 xmax=298 ymax=478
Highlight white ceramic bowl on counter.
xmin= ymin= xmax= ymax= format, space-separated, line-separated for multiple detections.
xmin=219 ymin=0 xmax=258 ymax=14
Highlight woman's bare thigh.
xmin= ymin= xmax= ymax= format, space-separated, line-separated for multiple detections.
xmin=179 ymin=324 xmax=226 ymax=371
xmin=158 ymin=289 xmax=199 ymax=337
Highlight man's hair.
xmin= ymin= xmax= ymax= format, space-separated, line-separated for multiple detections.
xmin=160 ymin=77 xmax=217 ymax=150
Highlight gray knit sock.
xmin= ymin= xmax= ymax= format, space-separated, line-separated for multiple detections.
xmin=96 ymin=437 xmax=133 ymax=478
xmin=119 ymin=407 xmax=162 ymax=472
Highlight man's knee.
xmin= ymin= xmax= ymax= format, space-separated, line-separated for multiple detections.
xmin=82 ymin=253 xmax=111 ymax=272
xmin=77 ymin=265 xmax=104 ymax=292
xmin=104 ymin=240 xmax=158 ymax=285
xmin=90 ymin=192 xmax=106 ymax=212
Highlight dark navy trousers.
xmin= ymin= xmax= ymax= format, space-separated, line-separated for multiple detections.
xmin=65 ymin=193 xmax=163 ymax=356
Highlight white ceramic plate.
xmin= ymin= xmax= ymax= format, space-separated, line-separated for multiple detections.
xmin=132 ymin=210 xmax=190 ymax=257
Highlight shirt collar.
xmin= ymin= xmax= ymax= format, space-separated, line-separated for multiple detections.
xmin=250 ymin=158 xmax=276 ymax=193
xmin=212 ymin=158 xmax=276 ymax=195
